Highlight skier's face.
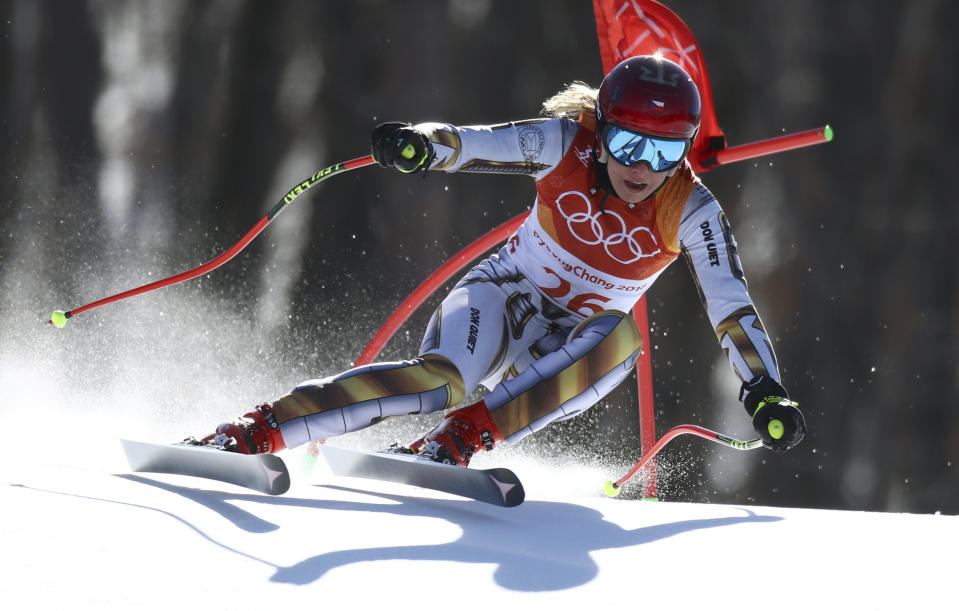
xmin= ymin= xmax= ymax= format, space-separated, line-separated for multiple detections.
xmin=606 ymin=156 xmax=669 ymax=204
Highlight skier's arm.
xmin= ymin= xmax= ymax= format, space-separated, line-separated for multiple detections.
xmin=414 ymin=119 xmax=573 ymax=179
xmin=370 ymin=118 xmax=576 ymax=180
xmin=679 ymin=188 xmax=806 ymax=451
xmin=679 ymin=189 xmax=778 ymax=383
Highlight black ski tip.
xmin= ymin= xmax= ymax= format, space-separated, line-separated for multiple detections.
xmin=504 ymin=484 xmax=525 ymax=507
xmin=260 ymin=454 xmax=291 ymax=495
xmin=486 ymin=467 xmax=525 ymax=507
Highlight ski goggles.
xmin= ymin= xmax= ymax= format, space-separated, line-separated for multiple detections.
xmin=602 ymin=124 xmax=691 ymax=172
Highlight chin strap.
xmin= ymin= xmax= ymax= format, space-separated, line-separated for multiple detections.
xmin=596 ymin=140 xmax=610 ymax=164
xmin=589 ymin=149 xmax=615 ymax=200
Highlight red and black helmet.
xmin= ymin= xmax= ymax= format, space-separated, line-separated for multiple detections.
xmin=596 ymin=55 xmax=701 ymax=140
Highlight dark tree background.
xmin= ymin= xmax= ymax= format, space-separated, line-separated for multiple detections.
xmin=2 ymin=0 xmax=956 ymax=513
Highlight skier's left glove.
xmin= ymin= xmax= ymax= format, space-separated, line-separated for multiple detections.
xmin=371 ymin=122 xmax=434 ymax=174
xmin=741 ymin=375 xmax=806 ymax=453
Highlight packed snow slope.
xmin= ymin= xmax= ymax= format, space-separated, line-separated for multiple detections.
xmin=3 ymin=440 xmax=954 ymax=610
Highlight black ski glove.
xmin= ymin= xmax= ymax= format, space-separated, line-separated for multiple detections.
xmin=741 ymin=375 xmax=806 ymax=453
xmin=371 ymin=122 xmax=434 ymax=174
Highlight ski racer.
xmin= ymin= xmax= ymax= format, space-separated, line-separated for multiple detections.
xmin=198 ymin=55 xmax=806 ymax=466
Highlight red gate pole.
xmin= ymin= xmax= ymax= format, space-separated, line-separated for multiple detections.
xmin=632 ymin=297 xmax=658 ymax=499
xmin=356 ymin=212 xmax=529 ymax=366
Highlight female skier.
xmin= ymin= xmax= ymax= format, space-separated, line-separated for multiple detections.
xmin=199 ymin=55 xmax=806 ymax=465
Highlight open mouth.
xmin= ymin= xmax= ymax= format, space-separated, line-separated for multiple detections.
xmin=624 ymin=180 xmax=648 ymax=191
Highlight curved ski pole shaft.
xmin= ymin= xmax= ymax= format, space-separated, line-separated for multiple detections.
xmin=604 ymin=424 xmax=762 ymax=496
xmin=48 ymin=155 xmax=375 ymax=327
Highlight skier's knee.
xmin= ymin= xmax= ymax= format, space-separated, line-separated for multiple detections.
xmin=567 ymin=310 xmax=642 ymax=361
xmin=484 ymin=310 xmax=642 ymax=442
xmin=271 ymin=354 xmax=466 ymax=446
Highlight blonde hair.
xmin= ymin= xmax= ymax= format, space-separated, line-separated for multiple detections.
xmin=541 ymin=81 xmax=598 ymax=119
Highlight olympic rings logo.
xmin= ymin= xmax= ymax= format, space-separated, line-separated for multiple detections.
xmin=555 ymin=191 xmax=661 ymax=264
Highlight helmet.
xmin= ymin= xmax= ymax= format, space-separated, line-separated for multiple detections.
xmin=597 ymin=55 xmax=701 ymax=140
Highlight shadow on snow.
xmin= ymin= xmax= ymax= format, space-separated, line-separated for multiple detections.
xmin=12 ymin=476 xmax=783 ymax=592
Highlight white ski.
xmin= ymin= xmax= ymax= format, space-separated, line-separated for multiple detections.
xmin=317 ymin=444 xmax=525 ymax=507
xmin=120 ymin=439 xmax=291 ymax=495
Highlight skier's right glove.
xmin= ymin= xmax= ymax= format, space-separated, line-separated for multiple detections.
xmin=741 ymin=375 xmax=806 ymax=453
xmin=371 ymin=122 xmax=434 ymax=174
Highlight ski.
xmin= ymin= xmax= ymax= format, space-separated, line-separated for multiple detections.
xmin=317 ymin=444 xmax=525 ymax=507
xmin=120 ymin=439 xmax=291 ymax=495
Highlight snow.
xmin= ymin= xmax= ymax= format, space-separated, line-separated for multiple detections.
xmin=3 ymin=441 xmax=954 ymax=609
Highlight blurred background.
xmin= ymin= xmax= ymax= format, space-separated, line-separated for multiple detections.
xmin=1 ymin=0 xmax=956 ymax=513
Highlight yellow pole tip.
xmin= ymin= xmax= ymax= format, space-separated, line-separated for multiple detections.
xmin=50 ymin=310 xmax=68 ymax=328
xmin=604 ymin=481 xmax=622 ymax=497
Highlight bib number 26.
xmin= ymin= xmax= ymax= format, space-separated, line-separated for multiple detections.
xmin=538 ymin=267 xmax=610 ymax=317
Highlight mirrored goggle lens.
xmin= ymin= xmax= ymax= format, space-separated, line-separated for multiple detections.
xmin=604 ymin=126 xmax=689 ymax=171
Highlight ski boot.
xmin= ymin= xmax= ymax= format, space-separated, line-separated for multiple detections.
xmin=407 ymin=401 xmax=504 ymax=467
xmin=195 ymin=403 xmax=287 ymax=454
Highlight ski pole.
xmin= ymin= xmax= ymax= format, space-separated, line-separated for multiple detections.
xmin=48 ymin=155 xmax=376 ymax=328
xmin=604 ymin=424 xmax=764 ymax=497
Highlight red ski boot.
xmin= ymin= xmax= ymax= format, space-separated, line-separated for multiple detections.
xmin=201 ymin=404 xmax=287 ymax=454
xmin=409 ymin=400 xmax=504 ymax=466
